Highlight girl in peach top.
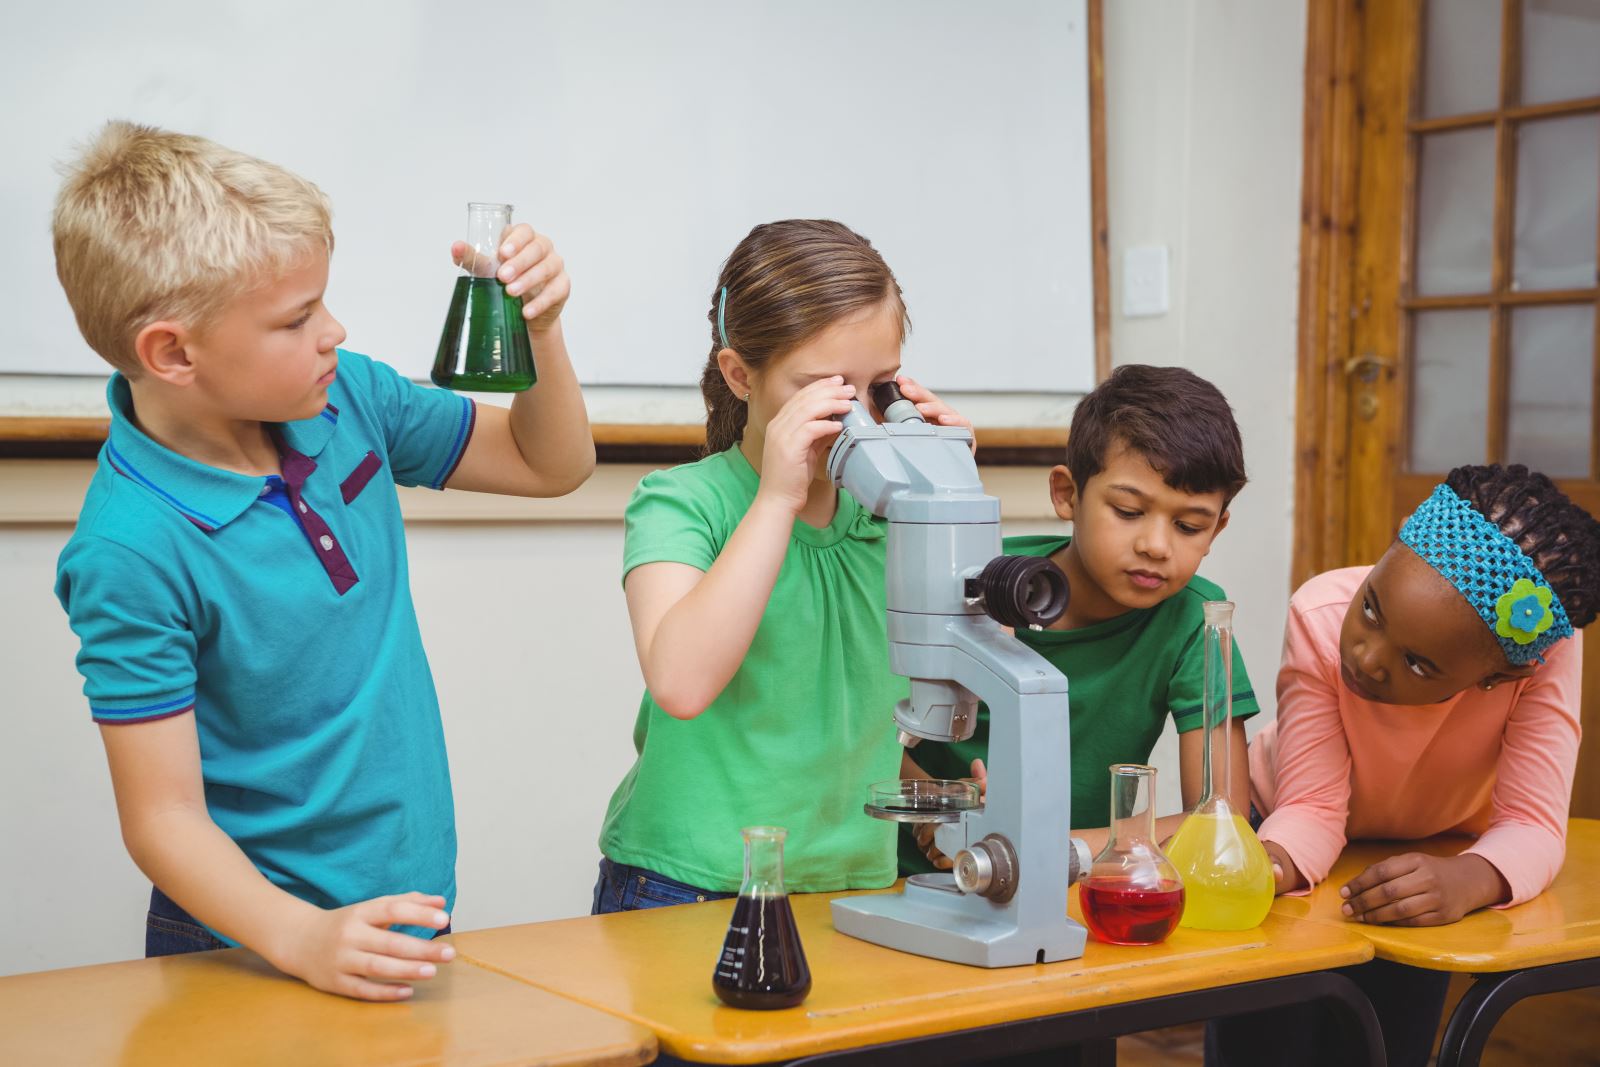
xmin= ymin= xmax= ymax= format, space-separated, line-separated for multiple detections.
xmin=1252 ymin=464 xmax=1594 ymax=919
xmin=1211 ymin=464 xmax=1597 ymax=1067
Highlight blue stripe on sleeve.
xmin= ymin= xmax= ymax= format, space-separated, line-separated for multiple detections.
xmin=431 ymin=396 xmax=475 ymax=489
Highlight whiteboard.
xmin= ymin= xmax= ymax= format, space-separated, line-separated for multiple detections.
xmin=0 ymin=0 xmax=1095 ymax=394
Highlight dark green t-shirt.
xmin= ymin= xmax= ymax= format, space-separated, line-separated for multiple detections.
xmin=901 ymin=534 xmax=1259 ymax=874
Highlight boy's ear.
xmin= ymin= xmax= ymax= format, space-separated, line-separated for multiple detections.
xmin=133 ymin=321 xmax=197 ymax=386
xmin=716 ymin=348 xmax=752 ymax=402
xmin=1048 ymin=464 xmax=1080 ymax=522
xmin=1213 ymin=508 xmax=1231 ymax=538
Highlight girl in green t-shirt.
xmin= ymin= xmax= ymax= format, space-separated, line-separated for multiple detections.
xmin=594 ymin=220 xmax=971 ymax=910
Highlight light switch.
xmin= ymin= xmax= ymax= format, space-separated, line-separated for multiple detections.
xmin=1122 ymin=245 xmax=1170 ymax=318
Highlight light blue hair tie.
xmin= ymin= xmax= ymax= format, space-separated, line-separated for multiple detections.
xmin=717 ymin=286 xmax=730 ymax=349
xmin=1399 ymin=483 xmax=1575 ymax=666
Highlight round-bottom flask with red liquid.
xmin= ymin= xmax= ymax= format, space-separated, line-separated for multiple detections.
xmin=1079 ymin=764 xmax=1185 ymax=946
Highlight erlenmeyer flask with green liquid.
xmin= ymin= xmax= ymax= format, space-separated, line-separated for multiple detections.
xmin=431 ymin=202 xmax=537 ymax=392
xmin=1164 ymin=600 xmax=1275 ymax=930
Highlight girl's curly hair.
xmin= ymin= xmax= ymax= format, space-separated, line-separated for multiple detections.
xmin=1446 ymin=464 xmax=1600 ymax=628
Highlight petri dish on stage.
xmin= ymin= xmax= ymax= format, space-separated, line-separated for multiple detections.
xmin=864 ymin=778 xmax=981 ymax=823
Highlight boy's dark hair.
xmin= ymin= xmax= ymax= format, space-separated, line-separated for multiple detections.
xmin=1446 ymin=464 xmax=1600 ymax=628
xmin=1066 ymin=364 xmax=1248 ymax=506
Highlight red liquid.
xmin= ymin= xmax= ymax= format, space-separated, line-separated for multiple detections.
xmin=1080 ymin=879 xmax=1185 ymax=945
xmin=712 ymin=894 xmax=811 ymax=1009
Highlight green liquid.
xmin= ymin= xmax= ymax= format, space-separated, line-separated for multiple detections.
xmin=431 ymin=276 xmax=537 ymax=392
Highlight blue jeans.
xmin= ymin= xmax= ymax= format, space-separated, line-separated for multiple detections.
xmin=590 ymin=858 xmax=735 ymax=915
xmin=144 ymin=886 xmax=452 ymax=958
xmin=146 ymin=886 xmax=228 ymax=957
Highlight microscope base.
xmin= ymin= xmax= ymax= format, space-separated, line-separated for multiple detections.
xmin=831 ymin=880 xmax=1087 ymax=968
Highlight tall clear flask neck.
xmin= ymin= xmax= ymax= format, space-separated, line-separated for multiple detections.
xmin=1197 ymin=599 xmax=1235 ymax=812
xmin=461 ymin=202 xmax=513 ymax=278
xmin=1107 ymin=763 xmax=1159 ymax=849
xmin=740 ymin=826 xmax=788 ymax=897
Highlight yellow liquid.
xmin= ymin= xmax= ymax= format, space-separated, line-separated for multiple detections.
xmin=1164 ymin=811 xmax=1274 ymax=930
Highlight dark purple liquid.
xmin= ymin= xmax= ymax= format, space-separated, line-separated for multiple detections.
xmin=712 ymin=894 xmax=811 ymax=1010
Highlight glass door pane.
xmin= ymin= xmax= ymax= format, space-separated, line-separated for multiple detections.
xmin=1411 ymin=309 xmax=1493 ymax=471
xmin=1513 ymin=114 xmax=1600 ymax=291
xmin=1416 ymin=128 xmax=1497 ymax=294
xmin=1508 ymin=304 xmax=1595 ymax=477
xmin=1421 ymin=0 xmax=1503 ymax=117
xmin=1522 ymin=0 xmax=1600 ymax=105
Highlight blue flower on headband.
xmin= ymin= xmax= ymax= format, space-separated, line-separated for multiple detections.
xmin=1495 ymin=579 xmax=1555 ymax=646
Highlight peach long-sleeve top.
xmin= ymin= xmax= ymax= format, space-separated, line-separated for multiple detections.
xmin=1249 ymin=567 xmax=1583 ymax=906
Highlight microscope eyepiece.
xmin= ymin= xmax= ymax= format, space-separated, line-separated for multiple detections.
xmin=870 ymin=380 xmax=925 ymax=424
xmin=966 ymin=555 xmax=1070 ymax=630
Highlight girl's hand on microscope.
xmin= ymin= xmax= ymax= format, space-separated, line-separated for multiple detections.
xmin=755 ymin=377 xmax=855 ymax=515
xmin=894 ymin=375 xmax=972 ymax=431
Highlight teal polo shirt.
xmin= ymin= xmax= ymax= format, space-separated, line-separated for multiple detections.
xmin=56 ymin=349 xmax=474 ymax=936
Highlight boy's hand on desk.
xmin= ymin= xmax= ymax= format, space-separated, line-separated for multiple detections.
xmin=277 ymin=892 xmax=455 ymax=1001
xmin=451 ymin=223 xmax=570 ymax=333
xmin=1340 ymin=852 xmax=1508 ymax=926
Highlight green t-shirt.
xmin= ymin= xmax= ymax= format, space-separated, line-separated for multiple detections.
xmin=599 ymin=447 xmax=908 ymax=893
xmin=901 ymin=534 xmax=1259 ymax=875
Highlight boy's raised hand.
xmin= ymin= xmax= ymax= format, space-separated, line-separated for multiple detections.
xmin=277 ymin=892 xmax=455 ymax=1001
xmin=1339 ymin=852 xmax=1509 ymax=927
xmin=450 ymin=223 xmax=570 ymax=333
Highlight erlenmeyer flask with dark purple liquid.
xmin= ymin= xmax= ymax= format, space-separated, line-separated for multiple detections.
xmin=712 ymin=826 xmax=811 ymax=1010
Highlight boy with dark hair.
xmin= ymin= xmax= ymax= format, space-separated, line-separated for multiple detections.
xmin=905 ymin=364 xmax=1259 ymax=870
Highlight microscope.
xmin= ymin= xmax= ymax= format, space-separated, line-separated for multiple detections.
xmin=827 ymin=383 xmax=1090 ymax=968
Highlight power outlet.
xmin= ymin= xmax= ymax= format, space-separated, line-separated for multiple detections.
xmin=1122 ymin=245 xmax=1170 ymax=318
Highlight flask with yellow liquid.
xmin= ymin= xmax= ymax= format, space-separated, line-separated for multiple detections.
xmin=1164 ymin=600 xmax=1275 ymax=930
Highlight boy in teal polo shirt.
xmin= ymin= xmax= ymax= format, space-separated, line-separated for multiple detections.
xmin=51 ymin=122 xmax=594 ymax=1001
xmin=905 ymin=365 xmax=1259 ymax=872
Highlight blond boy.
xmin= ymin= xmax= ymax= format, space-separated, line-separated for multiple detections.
xmin=52 ymin=122 xmax=593 ymax=999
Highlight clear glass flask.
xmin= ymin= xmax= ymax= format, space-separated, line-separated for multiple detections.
xmin=712 ymin=827 xmax=811 ymax=1010
xmin=1079 ymin=764 xmax=1184 ymax=945
xmin=431 ymin=201 xmax=537 ymax=392
xmin=1164 ymin=601 xmax=1275 ymax=930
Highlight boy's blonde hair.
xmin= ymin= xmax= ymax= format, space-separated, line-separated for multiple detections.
xmin=52 ymin=121 xmax=334 ymax=375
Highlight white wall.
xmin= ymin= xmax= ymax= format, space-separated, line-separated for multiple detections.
xmin=0 ymin=0 xmax=1308 ymax=975
xmin=1104 ymin=0 xmax=1308 ymax=810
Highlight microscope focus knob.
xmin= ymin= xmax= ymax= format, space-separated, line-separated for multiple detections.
xmin=953 ymin=834 xmax=1018 ymax=903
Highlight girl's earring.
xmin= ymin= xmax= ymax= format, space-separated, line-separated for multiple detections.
xmin=1481 ymin=681 xmax=1496 ymax=691
xmin=744 ymin=392 xmax=751 ymax=402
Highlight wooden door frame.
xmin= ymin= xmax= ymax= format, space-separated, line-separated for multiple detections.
xmin=1294 ymin=0 xmax=1600 ymax=819
xmin=1292 ymin=0 xmax=1365 ymax=590
xmin=1293 ymin=0 xmax=1421 ymax=587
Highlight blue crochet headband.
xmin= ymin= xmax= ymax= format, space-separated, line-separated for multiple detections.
xmin=1399 ymin=483 xmax=1574 ymax=666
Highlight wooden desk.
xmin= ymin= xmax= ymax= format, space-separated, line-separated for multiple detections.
xmin=1270 ymin=818 xmax=1600 ymax=1067
xmin=0 ymin=940 xmax=656 ymax=1067
xmin=453 ymin=887 xmax=1379 ymax=1066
